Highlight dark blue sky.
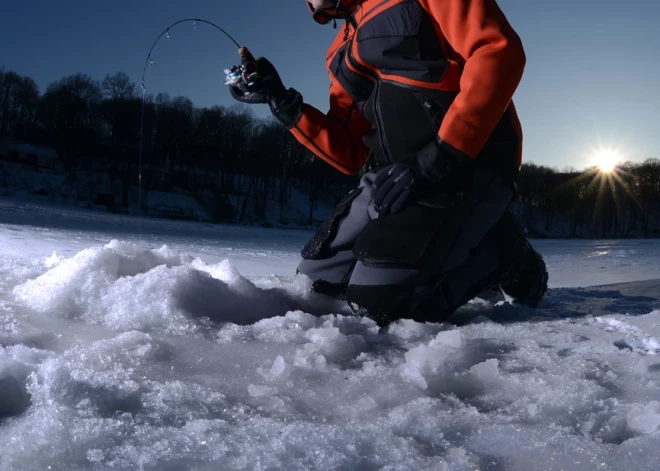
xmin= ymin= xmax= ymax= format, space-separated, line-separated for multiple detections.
xmin=1 ymin=0 xmax=658 ymax=169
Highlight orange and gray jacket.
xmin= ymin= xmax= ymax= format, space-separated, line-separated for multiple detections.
xmin=293 ymin=0 xmax=526 ymax=182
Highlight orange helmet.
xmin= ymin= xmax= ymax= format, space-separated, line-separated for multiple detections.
xmin=307 ymin=0 xmax=361 ymax=24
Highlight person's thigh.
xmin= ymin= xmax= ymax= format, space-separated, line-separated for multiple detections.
xmin=297 ymin=173 xmax=378 ymax=289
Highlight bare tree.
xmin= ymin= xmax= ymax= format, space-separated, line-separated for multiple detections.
xmin=101 ymin=72 xmax=136 ymax=101
xmin=0 ymin=70 xmax=21 ymax=137
xmin=37 ymin=73 xmax=103 ymax=176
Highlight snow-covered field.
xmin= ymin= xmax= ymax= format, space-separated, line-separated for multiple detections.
xmin=1 ymin=198 xmax=660 ymax=471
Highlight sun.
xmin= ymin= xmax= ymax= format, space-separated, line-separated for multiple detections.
xmin=591 ymin=148 xmax=621 ymax=173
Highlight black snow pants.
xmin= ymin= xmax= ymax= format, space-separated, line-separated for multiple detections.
xmin=297 ymin=167 xmax=524 ymax=325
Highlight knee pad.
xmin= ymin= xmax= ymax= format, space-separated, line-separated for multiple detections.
xmin=301 ymin=187 xmax=363 ymax=260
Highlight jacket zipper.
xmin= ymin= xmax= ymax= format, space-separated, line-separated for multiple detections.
xmin=345 ymin=38 xmax=375 ymax=83
xmin=345 ymin=39 xmax=391 ymax=164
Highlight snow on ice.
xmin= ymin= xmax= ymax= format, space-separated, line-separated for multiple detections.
xmin=1 ymin=199 xmax=660 ymax=470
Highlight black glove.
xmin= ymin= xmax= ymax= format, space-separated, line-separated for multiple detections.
xmin=415 ymin=137 xmax=473 ymax=185
xmin=372 ymin=162 xmax=434 ymax=217
xmin=372 ymin=137 xmax=473 ymax=216
xmin=229 ymin=57 xmax=303 ymax=128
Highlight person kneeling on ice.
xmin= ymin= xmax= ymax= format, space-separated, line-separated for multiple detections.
xmin=228 ymin=0 xmax=548 ymax=326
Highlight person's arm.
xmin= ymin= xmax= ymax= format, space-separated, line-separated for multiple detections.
xmin=419 ymin=0 xmax=526 ymax=158
xmin=290 ymin=76 xmax=373 ymax=175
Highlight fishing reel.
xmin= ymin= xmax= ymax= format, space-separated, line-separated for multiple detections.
xmin=224 ymin=47 xmax=259 ymax=94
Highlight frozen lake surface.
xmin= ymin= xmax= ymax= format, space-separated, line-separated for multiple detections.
xmin=1 ymin=198 xmax=660 ymax=470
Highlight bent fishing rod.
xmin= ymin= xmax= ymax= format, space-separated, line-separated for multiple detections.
xmin=137 ymin=18 xmax=260 ymax=224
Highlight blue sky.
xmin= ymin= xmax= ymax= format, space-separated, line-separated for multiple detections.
xmin=1 ymin=0 xmax=658 ymax=170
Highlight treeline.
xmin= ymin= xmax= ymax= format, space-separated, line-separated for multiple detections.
xmin=0 ymin=67 xmax=360 ymax=224
xmin=1 ymin=66 xmax=660 ymax=236
xmin=517 ymin=161 xmax=660 ymax=238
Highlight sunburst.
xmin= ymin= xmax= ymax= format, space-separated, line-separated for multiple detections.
xmin=544 ymin=145 xmax=644 ymax=234
xmin=591 ymin=147 xmax=622 ymax=173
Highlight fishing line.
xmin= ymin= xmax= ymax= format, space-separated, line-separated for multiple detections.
xmin=137 ymin=18 xmax=242 ymax=239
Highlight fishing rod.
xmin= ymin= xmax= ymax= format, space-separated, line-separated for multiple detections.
xmin=139 ymin=18 xmax=241 ymax=94
xmin=137 ymin=18 xmax=253 ymax=226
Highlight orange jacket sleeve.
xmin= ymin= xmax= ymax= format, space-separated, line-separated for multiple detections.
xmin=290 ymin=76 xmax=373 ymax=175
xmin=420 ymin=0 xmax=526 ymax=158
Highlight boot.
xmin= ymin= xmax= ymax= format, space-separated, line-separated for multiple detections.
xmin=497 ymin=211 xmax=549 ymax=308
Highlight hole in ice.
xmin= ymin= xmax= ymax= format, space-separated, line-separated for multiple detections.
xmin=614 ymin=340 xmax=633 ymax=351
xmin=557 ymin=348 xmax=572 ymax=357
xmin=0 ymin=376 xmax=31 ymax=419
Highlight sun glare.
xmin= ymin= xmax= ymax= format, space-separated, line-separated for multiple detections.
xmin=552 ymin=143 xmax=640 ymax=235
xmin=592 ymin=148 xmax=621 ymax=173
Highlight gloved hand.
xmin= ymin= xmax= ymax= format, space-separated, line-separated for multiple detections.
xmin=228 ymin=57 xmax=284 ymax=104
xmin=372 ymin=137 xmax=474 ymax=216
xmin=372 ymin=162 xmax=434 ymax=217
xmin=415 ymin=137 xmax=473 ymax=184
xmin=229 ymin=57 xmax=303 ymax=128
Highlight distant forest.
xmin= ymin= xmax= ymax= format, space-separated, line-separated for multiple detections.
xmin=1 ymin=66 xmax=660 ymax=237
